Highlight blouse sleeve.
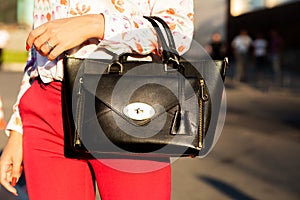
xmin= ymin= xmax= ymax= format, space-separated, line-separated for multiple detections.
xmin=101 ymin=0 xmax=194 ymax=56
xmin=5 ymin=51 xmax=36 ymax=136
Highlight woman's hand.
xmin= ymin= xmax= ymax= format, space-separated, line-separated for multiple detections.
xmin=0 ymin=131 xmax=23 ymax=196
xmin=26 ymin=14 xmax=105 ymax=60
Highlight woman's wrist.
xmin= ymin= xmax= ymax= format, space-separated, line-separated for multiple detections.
xmin=87 ymin=14 xmax=105 ymax=40
xmin=9 ymin=131 xmax=23 ymax=140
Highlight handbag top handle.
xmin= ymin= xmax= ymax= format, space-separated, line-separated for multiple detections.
xmin=143 ymin=16 xmax=180 ymax=65
xmin=149 ymin=16 xmax=177 ymax=56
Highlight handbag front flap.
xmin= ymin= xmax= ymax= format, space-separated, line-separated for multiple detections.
xmin=79 ymin=59 xmax=200 ymax=125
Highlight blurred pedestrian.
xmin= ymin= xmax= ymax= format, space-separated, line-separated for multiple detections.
xmin=206 ymin=32 xmax=227 ymax=60
xmin=252 ymin=32 xmax=268 ymax=83
xmin=269 ymin=29 xmax=283 ymax=85
xmin=0 ymin=29 xmax=10 ymax=70
xmin=231 ymin=29 xmax=252 ymax=82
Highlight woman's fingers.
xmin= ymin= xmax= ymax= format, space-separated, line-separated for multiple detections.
xmin=1 ymin=179 xmax=18 ymax=196
xmin=26 ymin=21 xmax=62 ymax=59
xmin=12 ymin=161 xmax=22 ymax=183
xmin=26 ymin=24 xmax=47 ymax=50
xmin=0 ymin=131 xmax=23 ymax=196
xmin=47 ymin=42 xmax=65 ymax=60
xmin=0 ymin=161 xmax=18 ymax=196
xmin=40 ymin=40 xmax=58 ymax=57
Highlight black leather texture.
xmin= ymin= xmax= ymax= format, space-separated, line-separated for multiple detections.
xmin=62 ymin=17 xmax=228 ymax=159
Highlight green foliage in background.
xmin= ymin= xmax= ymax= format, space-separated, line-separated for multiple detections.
xmin=3 ymin=50 xmax=27 ymax=63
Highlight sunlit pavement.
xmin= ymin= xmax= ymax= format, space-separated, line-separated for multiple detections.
xmin=172 ymin=79 xmax=300 ymax=200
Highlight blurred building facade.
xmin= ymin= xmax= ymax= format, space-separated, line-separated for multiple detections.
xmin=227 ymin=0 xmax=300 ymax=72
xmin=0 ymin=0 xmax=299 ymax=73
xmin=0 ymin=0 xmax=33 ymax=26
xmin=0 ymin=0 xmax=18 ymax=24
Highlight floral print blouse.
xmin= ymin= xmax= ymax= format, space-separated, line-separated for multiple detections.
xmin=6 ymin=0 xmax=194 ymax=135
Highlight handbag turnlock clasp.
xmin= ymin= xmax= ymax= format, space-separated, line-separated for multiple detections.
xmin=123 ymin=102 xmax=155 ymax=121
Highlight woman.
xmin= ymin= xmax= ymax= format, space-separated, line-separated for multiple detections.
xmin=0 ymin=0 xmax=194 ymax=199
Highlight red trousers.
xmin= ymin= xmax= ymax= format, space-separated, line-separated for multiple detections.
xmin=19 ymin=80 xmax=171 ymax=200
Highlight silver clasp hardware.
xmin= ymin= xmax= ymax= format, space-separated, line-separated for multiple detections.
xmin=123 ymin=102 xmax=155 ymax=121
xmin=108 ymin=61 xmax=123 ymax=74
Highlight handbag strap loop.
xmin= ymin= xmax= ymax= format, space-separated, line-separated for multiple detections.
xmin=143 ymin=16 xmax=179 ymax=67
xmin=107 ymin=61 xmax=123 ymax=74
xmin=149 ymin=16 xmax=178 ymax=56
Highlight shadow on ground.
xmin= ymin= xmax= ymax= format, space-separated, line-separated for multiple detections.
xmin=199 ymin=175 xmax=257 ymax=200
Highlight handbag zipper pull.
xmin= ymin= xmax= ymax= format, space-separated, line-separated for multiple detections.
xmin=74 ymin=77 xmax=84 ymax=147
xmin=198 ymin=78 xmax=208 ymax=149
xmin=199 ymin=79 xmax=209 ymax=101
xmin=74 ymin=133 xmax=81 ymax=146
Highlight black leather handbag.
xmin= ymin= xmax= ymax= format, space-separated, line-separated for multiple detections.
xmin=62 ymin=16 xmax=228 ymax=159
